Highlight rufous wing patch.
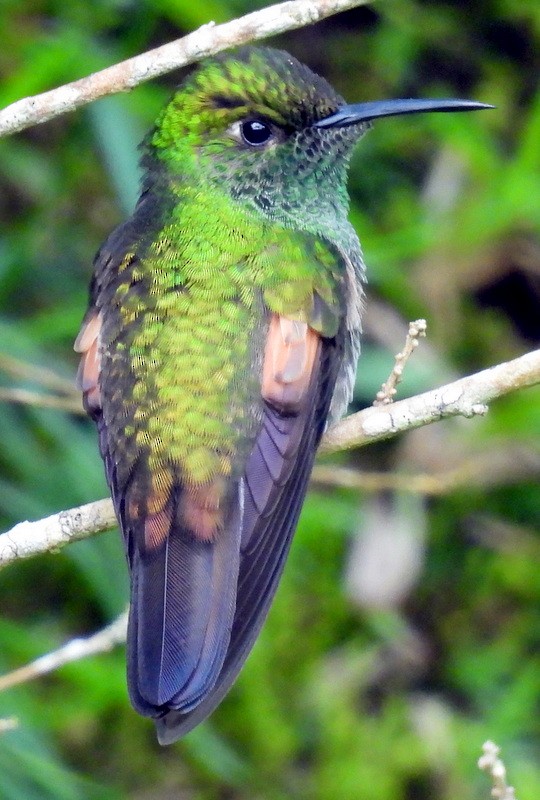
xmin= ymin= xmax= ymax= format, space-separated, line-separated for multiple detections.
xmin=74 ymin=310 xmax=102 ymax=413
xmin=144 ymin=507 xmax=174 ymax=551
xmin=262 ymin=313 xmax=320 ymax=413
xmin=180 ymin=479 xmax=227 ymax=543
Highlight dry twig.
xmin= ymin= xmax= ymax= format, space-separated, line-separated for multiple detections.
xmin=0 ymin=353 xmax=83 ymax=414
xmin=0 ymin=348 xmax=538 ymax=569
xmin=0 ymin=353 xmax=77 ymax=395
xmin=478 ymin=741 xmax=517 ymax=800
xmin=0 ymin=0 xmax=370 ymax=138
xmin=312 ymin=444 xmax=540 ymax=495
xmin=374 ymin=319 xmax=427 ymax=405
xmin=0 ymin=388 xmax=84 ymax=415
xmin=0 ymin=611 xmax=128 ymax=693
xmin=321 ymin=348 xmax=540 ymax=453
xmin=0 ymin=499 xmax=117 ymax=568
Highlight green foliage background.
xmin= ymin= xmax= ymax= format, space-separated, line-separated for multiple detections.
xmin=0 ymin=1 xmax=538 ymax=798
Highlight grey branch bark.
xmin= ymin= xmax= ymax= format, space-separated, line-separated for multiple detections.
xmin=320 ymin=347 xmax=540 ymax=453
xmin=0 ymin=499 xmax=117 ymax=568
xmin=0 ymin=0 xmax=370 ymax=138
xmin=1 ymin=348 xmax=538 ymax=570
xmin=0 ymin=610 xmax=129 ymax=693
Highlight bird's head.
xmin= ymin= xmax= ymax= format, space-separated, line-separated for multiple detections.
xmin=145 ymin=47 xmax=491 ymax=232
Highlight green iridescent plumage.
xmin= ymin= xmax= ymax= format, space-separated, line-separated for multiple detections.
xmin=78 ymin=45 xmax=488 ymax=743
xmin=98 ymin=47 xmax=364 ymax=503
xmin=113 ymin=206 xmax=344 ymax=487
xmin=80 ymin=47 xmax=366 ymax=741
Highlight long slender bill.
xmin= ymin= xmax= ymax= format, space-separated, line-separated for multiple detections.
xmin=315 ymin=98 xmax=494 ymax=128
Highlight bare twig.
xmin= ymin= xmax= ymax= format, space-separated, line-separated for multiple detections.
xmin=0 ymin=348 xmax=538 ymax=568
xmin=312 ymin=444 xmax=540 ymax=495
xmin=0 ymin=0 xmax=370 ymax=138
xmin=0 ymin=353 xmax=77 ymax=396
xmin=374 ymin=319 xmax=427 ymax=405
xmin=311 ymin=464 xmax=459 ymax=495
xmin=321 ymin=348 xmax=540 ymax=453
xmin=478 ymin=741 xmax=516 ymax=800
xmin=0 ymin=499 xmax=117 ymax=568
xmin=311 ymin=458 xmax=540 ymax=497
xmin=0 ymin=387 xmax=84 ymax=415
xmin=0 ymin=611 xmax=128 ymax=692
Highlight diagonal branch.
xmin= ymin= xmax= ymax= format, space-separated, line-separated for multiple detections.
xmin=0 ymin=499 xmax=117 ymax=568
xmin=1 ymin=348 xmax=538 ymax=570
xmin=374 ymin=319 xmax=427 ymax=406
xmin=0 ymin=353 xmax=77 ymax=396
xmin=0 ymin=0 xmax=369 ymax=138
xmin=320 ymin=347 xmax=540 ymax=453
xmin=0 ymin=388 xmax=84 ymax=415
xmin=0 ymin=610 xmax=129 ymax=693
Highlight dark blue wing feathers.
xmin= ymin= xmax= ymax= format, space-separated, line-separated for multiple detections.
xmin=155 ymin=334 xmax=341 ymax=743
xmin=89 ymin=268 xmax=342 ymax=742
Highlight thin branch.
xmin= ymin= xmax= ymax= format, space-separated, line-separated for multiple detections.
xmin=0 ymin=499 xmax=117 ymax=569
xmin=0 ymin=348 xmax=538 ymax=569
xmin=311 ymin=464 xmax=460 ymax=495
xmin=0 ymin=0 xmax=370 ymax=138
xmin=321 ymin=348 xmax=540 ymax=453
xmin=0 ymin=611 xmax=128 ymax=693
xmin=311 ymin=445 xmax=540 ymax=495
xmin=478 ymin=741 xmax=517 ymax=800
xmin=0 ymin=388 xmax=84 ymax=415
xmin=374 ymin=319 xmax=427 ymax=406
xmin=0 ymin=353 xmax=77 ymax=396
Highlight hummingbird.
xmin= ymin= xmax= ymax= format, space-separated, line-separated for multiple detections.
xmin=75 ymin=47 xmax=490 ymax=744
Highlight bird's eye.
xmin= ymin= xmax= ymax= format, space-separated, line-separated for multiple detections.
xmin=240 ymin=119 xmax=273 ymax=146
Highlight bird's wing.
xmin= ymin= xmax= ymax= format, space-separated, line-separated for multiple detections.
xmin=76 ymin=221 xmax=348 ymax=743
xmin=155 ymin=315 xmax=343 ymax=743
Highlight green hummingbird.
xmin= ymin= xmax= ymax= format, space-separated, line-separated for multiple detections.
xmin=76 ymin=47 xmax=490 ymax=743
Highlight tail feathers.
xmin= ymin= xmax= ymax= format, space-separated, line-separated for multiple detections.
xmin=154 ymin=428 xmax=317 ymax=744
xmin=155 ymin=335 xmax=340 ymax=745
xmin=127 ymin=493 xmax=241 ymax=715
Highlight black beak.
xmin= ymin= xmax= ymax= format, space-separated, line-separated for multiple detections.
xmin=315 ymin=98 xmax=494 ymax=128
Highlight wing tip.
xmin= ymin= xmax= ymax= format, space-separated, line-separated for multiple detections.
xmin=127 ymin=488 xmax=243 ymax=729
xmin=155 ymin=710 xmax=196 ymax=745
xmin=154 ymin=711 xmax=187 ymax=746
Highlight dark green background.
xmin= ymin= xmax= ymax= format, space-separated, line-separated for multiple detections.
xmin=0 ymin=1 xmax=538 ymax=798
